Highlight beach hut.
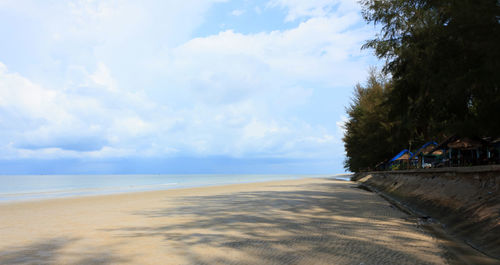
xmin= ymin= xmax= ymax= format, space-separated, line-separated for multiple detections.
xmin=449 ymin=137 xmax=488 ymax=166
xmin=409 ymin=141 xmax=441 ymax=168
xmin=434 ymin=136 xmax=488 ymax=167
xmin=484 ymin=137 xmax=500 ymax=164
xmin=388 ymin=149 xmax=413 ymax=170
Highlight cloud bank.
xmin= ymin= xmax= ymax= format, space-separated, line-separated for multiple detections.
xmin=0 ymin=0 xmax=377 ymax=173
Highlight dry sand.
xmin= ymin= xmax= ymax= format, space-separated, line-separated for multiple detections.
xmin=0 ymin=178 xmax=451 ymax=265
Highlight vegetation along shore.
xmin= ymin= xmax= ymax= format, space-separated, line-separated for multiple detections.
xmin=343 ymin=0 xmax=500 ymax=172
xmin=345 ymin=1 xmax=500 ymax=262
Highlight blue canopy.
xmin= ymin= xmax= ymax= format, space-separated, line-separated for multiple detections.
xmin=389 ymin=149 xmax=413 ymax=162
xmin=409 ymin=141 xmax=438 ymax=160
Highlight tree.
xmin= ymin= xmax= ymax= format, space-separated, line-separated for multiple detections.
xmin=360 ymin=0 xmax=500 ymax=138
xmin=343 ymin=69 xmax=406 ymax=172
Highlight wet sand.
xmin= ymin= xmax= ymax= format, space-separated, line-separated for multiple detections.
xmin=0 ymin=178 xmax=451 ymax=264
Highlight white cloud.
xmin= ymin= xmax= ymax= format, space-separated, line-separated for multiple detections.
xmin=0 ymin=60 xmax=346 ymax=160
xmin=231 ymin=9 xmax=245 ymax=16
xmin=255 ymin=6 xmax=262 ymax=14
xmin=167 ymin=12 xmax=371 ymax=105
xmin=336 ymin=115 xmax=348 ymax=137
xmin=0 ymin=62 xmax=159 ymax=158
xmin=89 ymin=62 xmax=117 ymax=91
xmin=0 ymin=0 xmax=375 ymax=163
xmin=268 ymin=0 xmax=359 ymax=21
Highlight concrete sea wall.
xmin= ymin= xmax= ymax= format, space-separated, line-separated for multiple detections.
xmin=352 ymin=166 xmax=500 ymax=259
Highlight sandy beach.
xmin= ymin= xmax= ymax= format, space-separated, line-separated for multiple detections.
xmin=0 ymin=178 xmax=451 ymax=264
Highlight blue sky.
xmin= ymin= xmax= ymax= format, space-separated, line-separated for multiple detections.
xmin=0 ymin=0 xmax=379 ymax=174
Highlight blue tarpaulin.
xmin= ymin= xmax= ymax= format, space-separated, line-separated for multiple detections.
xmin=389 ymin=149 xmax=413 ymax=162
xmin=409 ymin=141 xmax=438 ymax=160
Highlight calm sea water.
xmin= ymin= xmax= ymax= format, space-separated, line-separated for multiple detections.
xmin=0 ymin=174 xmax=345 ymax=202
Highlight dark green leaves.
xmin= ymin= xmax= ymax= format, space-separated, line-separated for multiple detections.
xmin=343 ymin=0 xmax=500 ymax=171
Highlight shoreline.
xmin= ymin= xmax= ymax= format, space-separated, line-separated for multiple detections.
xmin=0 ymin=174 xmax=344 ymax=204
xmin=0 ymin=177 xmax=460 ymax=265
xmin=0 ymin=178 xmax=323 ymax=206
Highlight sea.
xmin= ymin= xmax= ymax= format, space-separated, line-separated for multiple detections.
xmin=0 ymin=174 xmax=351 ymax=202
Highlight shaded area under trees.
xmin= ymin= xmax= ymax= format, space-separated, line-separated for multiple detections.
xmin=344 ymin=0 xmax=500 ymax=172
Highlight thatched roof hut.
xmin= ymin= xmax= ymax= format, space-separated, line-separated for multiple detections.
xmin=447 ymin=137 xmax=485 ymax=150
xmin=410 ymin=141 xmax=438 ymax=160
xmin=390 ymin=149 xmax=413 ymax=162
xmin=435 ymin=135 xmax=487 ymax=151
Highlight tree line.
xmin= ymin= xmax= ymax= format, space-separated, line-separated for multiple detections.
xmin=343 ymin=0 xmax=500 ymax=172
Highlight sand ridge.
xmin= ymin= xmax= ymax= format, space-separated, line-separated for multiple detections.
xmin=0 ymin=178 xmax=449 ymax=264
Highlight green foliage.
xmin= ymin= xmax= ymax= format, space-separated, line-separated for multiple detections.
xmin=343 ymin=0 xmax=500 ymax=172
xmin=343 ymin=69 xmax=407 ymax=172
xmin=361 ymin=0 xmax=500 ymax=138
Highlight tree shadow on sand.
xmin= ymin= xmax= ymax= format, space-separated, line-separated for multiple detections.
xmin=104 ymin=180 xmax=447 ymax=265
xmin=0 ymin=237 xmax=131 ymax=265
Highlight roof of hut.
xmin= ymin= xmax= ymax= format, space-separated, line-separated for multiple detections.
xmin=389 ymin=149 xmax=413 ymax=162
xmin=447 ymin=137 xmax=486 ymax=149
xmin=483 ymin=137 xmax=500 ymax=146
xmin=409 ymin=141 xmax=438 ymax=160
xmin=433 ymin=135 xmax=487 ymax=151
xmin=430 ymin=149 xmax=444 ymax=155
xmin=434 ymin=135 xmax=460 ymax=150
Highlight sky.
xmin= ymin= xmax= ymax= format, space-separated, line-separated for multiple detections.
xmin=0 ymin=0 xmax=380 ymax=174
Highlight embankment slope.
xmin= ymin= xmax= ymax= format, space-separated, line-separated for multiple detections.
xmin=353 ymin=166 xmax=500 ymax=259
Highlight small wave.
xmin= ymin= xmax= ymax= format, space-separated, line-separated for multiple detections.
xmin=0 ymin=182 xmax=179 ymax=202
